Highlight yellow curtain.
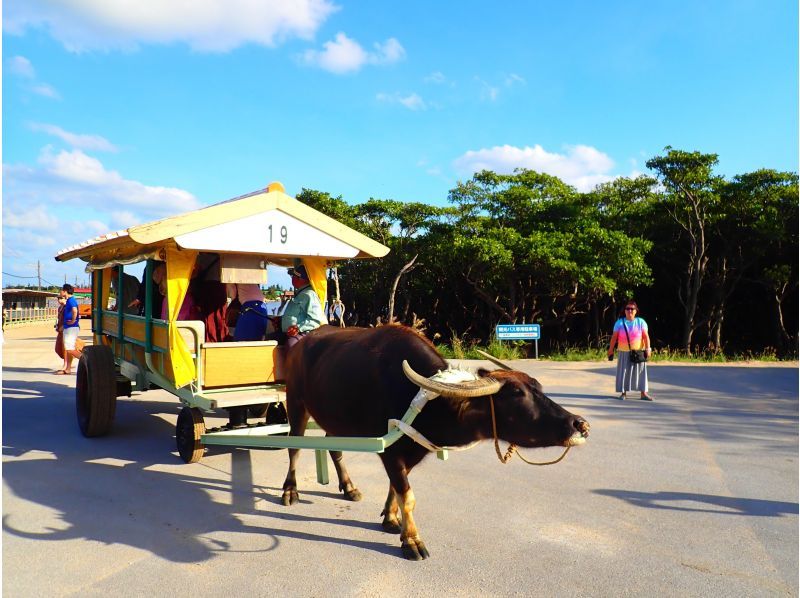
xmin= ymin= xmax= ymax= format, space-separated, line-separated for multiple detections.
xmin=97 ymin=268 xmax=112 ymax=312
xmin=165 ymin=247 xmax=197 ymax=387
xmin=302 ymin=258 xmax=328 ymax=308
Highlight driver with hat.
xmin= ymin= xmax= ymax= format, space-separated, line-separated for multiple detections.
xmin=270 ymin=264 xmax=325 ymax=349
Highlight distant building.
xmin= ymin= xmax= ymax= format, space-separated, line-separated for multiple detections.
xmin=1 ymin=288 xmax=60 ymax=309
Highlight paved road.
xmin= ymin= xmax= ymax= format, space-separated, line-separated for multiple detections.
xmin=3 ymin=324 xmax=798 ymax=597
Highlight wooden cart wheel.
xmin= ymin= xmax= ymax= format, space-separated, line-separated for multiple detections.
xmin=249 ymin=404 xmax=269 ymax=419
xmin=266 ymin=402 xmax=288 ymax=426
xmin=76 ymin=345 xmax=117 ymax=438
xmin=176 ymin=407 xmax=206 ymax=463
xmin=263 ymin=402 xmax=288 ymax=450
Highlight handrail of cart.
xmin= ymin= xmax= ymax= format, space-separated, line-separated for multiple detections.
xmin=200 ymin=389 xmax=439 ymax=455
xmin=143 ymin=320 xmax=205 ymax=392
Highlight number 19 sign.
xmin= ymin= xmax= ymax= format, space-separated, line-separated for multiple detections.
xmin=495 ymin=323 xmax=541 ymax=358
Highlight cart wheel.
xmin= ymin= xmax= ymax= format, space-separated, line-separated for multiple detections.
xmin=176 ymin=407 xmax=206 ymax=463
xmin=249 ymin=404 xmax=269 ymax=419
xmin=76 ymin=345 xmax=117 ymax=437
xmin=266 ymin=402 xmax=288 ymax=426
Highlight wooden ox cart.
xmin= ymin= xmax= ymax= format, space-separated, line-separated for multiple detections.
xmin=53 ymin=181 xmax=443 ymax=482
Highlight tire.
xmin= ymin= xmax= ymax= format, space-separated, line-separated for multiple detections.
xmin=176 ymin=407 xmax=206 ymax=463
xmin=266 ymin=402 xmax=288 ymax=426
xmin=76 ymin=345 xmax=117 ymax=437
xmin=249 ymin=404 xmax=269 ymax=419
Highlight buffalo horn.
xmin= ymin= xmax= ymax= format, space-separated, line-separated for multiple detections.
xmin=402 ymin=360 xmax=502 ymax=398
xmin=475 ymin=349 xmax=514 ymax=371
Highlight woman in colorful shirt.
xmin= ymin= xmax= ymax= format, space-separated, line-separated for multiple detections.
xmin=607 ymin=300 xmax=653 ymax=401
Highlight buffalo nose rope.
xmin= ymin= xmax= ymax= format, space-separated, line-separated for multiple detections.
xmin=489 ymin=396 xmax=572 ymax=466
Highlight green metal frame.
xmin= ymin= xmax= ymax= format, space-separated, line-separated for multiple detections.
xmin=199 ymin=397 xmax=449 ymax=484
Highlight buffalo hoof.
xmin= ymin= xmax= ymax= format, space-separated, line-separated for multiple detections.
xmin=381 ymin=518 xmax=402 ymax=534
xmin=401 ymin=538 xmax=430 ymax=560
xmin=339 ymin=483 xmax=363 ymax=502
xmin=281 ymin=489 xmax=299 ymax=506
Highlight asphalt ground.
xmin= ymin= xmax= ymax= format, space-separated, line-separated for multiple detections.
xmin=2 ymin=323 xmax=798 ymax=597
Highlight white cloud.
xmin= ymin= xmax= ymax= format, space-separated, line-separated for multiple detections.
xmin=3 ymin=204 xmax=59 ymax=231
xmin=110 ymin=211 xmax=138 ymax=229
xmin=4 ymin=0 xmax=338 ymax=53
xmin=36 ymin=147 xmax=198 ymax=213
xmin=505 ymin=73 xmax=526 ymax=86
xmin=31 ymin=84 xmax=61 ymax=99
xmin=301 ymin=32 xmax=405 ymax=74
xmin=373 ymin=38 xmax=405 ymax=64
xmin=475 ymin=77 xmax=499 ymax=102
xmin=475 ymin=73 xmax=526 ymax=102
xmin=40 ymin=146 xmax=115 ymax=185
xmin=7 ymin=55 xmax=61 ymax=99
xmin=5 ymin=229 xmax=58 ymax=249
xmin=3 ymin=149 xmax=200 ymax=284
xmin=376 ymin=92 xmax=426 ymax=111
xmin=424 ymin=71 xmax=446 ymax=84
xmin=8 ymin=55 xmax=35 ymax=78
xmin=453 ymin=144 xmax=619 ymax=192
xmin=29 ymin=123 xmax=118 ymax=152
xmin=4 ymin=147 xmax=199 ymax=220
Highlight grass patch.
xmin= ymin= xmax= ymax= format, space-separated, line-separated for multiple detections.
xmin=436 ymin=341 xmax=792 ymax=363
xmin=541 ymin=347 xmax=607 ymax=361
xmin=437 ymin=334 xmax=524 ymax=360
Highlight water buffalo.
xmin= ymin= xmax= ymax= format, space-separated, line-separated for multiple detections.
xmin=281 ymin=324 xmax=589 ymax=560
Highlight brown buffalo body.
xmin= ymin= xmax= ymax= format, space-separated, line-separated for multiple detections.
xmin=281 ymin=324 xmax=588 ymax=560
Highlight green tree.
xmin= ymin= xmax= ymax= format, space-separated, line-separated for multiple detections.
xmin=443 ymin=169 xmax=652 ymax=345
xmin=646 ymin=147 xmax=722 ymax=353
xmin=706 ymin=169 xmax=799 ymax=351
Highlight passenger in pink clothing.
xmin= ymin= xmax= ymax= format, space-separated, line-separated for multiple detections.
xmin=160 ymin=283 xmax=198 ymax=321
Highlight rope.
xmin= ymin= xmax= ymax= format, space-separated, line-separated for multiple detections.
xmin=489 ymin=396 xmax=571 ymax=466
xmin=386 ymin=392 xmax=570 ymax=466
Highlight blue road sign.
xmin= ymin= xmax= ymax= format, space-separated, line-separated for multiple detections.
xmin=495 ymin=323 xmax=541 ymax=340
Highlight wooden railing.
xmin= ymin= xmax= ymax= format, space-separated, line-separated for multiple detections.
xmin=2 ymin=307 xmax=59 ymax=327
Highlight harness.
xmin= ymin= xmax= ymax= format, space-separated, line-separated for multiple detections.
xmin=390 ymin=369 xmax=573 ymax=467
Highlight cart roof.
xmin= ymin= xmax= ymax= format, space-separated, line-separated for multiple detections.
xmin=55 ymin=182 xmax=390 ymax=265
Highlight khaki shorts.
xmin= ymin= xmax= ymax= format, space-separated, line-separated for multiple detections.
xmin=63 ymin=326 xmax=80 ymax=351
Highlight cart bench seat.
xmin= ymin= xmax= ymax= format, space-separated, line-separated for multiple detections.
xmin=202 ymin=340 xmax=286 ymax=388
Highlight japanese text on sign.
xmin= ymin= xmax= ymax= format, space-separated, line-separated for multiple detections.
xmin=495 ymin=324 xmax=541 ymax=340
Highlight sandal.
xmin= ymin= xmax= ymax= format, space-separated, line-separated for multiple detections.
xmin=641 ymin=394 xmax=653 ymax=401
xmin=617 ymin=393 xmax=626 ymax=400
xmin=54 ymin=369 xmax=69 ymax=375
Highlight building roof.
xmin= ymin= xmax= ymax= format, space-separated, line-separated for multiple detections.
xmin=2 ymin=289 xmax=60 ymax=298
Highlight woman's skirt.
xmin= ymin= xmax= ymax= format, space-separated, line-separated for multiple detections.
xmin=615 ymin=351 xmax=648 ymax=392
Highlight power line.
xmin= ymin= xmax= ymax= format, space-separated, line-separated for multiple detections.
xmin=3 ymin=273 xmax=71 ymax=288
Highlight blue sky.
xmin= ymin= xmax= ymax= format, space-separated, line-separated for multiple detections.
xmin=3 ymin=0 xmax=798 ymax=289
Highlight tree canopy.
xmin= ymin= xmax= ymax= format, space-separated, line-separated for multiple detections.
xmin=297 ymin=148 xmax=798 ymax=356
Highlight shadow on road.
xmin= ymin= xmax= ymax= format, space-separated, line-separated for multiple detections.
xmin=594 ymin=489 xmax=799 ymax=517
xmin=2 ymin=375 xmax=400 ymax=563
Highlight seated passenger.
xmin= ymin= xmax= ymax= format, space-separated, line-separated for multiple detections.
xmin=228 ymin=283 xmax=269 ymax=341
xmin=267 ymin=265 xmax=325 ymax=350
xmin=130 ymin=262 xmax=165 ymax=318
xmin=110 ymin=265 xmax=141 ymax=315
xmin=160 ymin=279 xmax=198 ymax=321
xmin=190 ymin=255 xmax=229 ymax=342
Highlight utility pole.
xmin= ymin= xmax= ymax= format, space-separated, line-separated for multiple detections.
xmin=37 ymin=261 xmax=41 ymax=290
